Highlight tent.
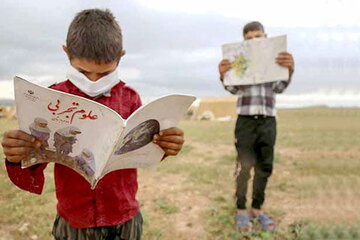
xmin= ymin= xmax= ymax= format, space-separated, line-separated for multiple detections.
xmin=192 ymin=96 xmax=237 ymax=120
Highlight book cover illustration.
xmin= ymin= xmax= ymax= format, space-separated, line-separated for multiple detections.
xmin=114 ymin=119 xmax=160 ymax=155
xmin=14 ymin=76 xmax=196 ymax=187
xmin=222 ymin=35 xmax=289 ymax=86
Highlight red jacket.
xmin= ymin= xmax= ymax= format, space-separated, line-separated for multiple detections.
xmin=6 ymin=80 xmax=142 ymax=228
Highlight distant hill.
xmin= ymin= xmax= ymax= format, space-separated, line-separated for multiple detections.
xmin=0 ymin=98 xmax=15 ymax=106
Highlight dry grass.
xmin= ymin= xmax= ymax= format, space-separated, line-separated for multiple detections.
xmin=1 ymin=107 xmax=360 ymax=239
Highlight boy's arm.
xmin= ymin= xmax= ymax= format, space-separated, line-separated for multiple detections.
xmin=5 ymin=160 xmax=48 ymax=194
xmin=2 ymin=130 xmax=48 ymax=194
xmin=222 ymin=82 xmax=245 ymax=95
xmin=273 ymin=73 xmax=293 ymax=94
xmin=273 ymin=51 xmax=295 ymax=94
xmin=218 ymin=59 xmax=244 ymax=95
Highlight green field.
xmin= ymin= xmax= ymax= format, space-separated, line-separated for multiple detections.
xmin=1 ymin=107 xmax=360 ymax=240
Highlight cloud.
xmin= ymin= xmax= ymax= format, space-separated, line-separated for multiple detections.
xmin=277 ymin=91 xmax=360 ymax=108
xmin=0 ymin=0 xmax=359 ymax=100
xmin=0 ymin=80 xmax=14 ymax=99
xmin=168 ymin=48 xmax=220 ymax=64
xmin=136 ymin=0 xmax=360 ymax=28
xmin=120 ymin=67 xmax=142 ymax=82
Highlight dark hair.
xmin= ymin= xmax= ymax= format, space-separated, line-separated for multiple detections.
xmin=66 ymin=9 xmax=123 ymax=63
xmin=243 ymin=21 xmax=265 ymax=36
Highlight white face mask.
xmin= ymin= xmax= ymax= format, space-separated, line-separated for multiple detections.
xmin=66 ymin=66 xmax=120 ymax=97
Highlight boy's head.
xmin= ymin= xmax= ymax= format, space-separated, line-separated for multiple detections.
xmin=63 ymin=9 xmax=125 ymax=81
xmin=242 ymin=21 xmax=266 ymax=40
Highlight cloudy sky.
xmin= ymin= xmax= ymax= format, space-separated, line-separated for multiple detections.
xmin=0 ymin=0 xmax=359 ymax=105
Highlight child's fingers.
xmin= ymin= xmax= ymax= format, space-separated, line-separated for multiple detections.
xmin=153 ymin=135 xmax=184 ymax=144
xmin=220 ymin=62 xmax=231 ymax=68
xmin=277 ymin=60 xmax=293 ymax=68
xmin=276 ymin=54 xmax=293 ymax=60
xmin=277 ymin=62 xmax=293 ymax=67
xmin=1 ymin=138 xmax=35 ymax=148
xmin=163 ymin=149 xmax=178 ymax=156
xmin=276 ymin=57 xmax=293 ymax=63
xmin=3 ymin=146 xmax=34 ymax=156
xmin=276 ymin=54 xmax=289 ymax=58
xmin=276 ymin=60 xmax=293 ymax=64
xmin=220 ymin=59 xmax=231 ymax=65
xmin=219 ymin=60 xmax=232 ymax=76
xmin=153 ymin=134 xmax=159 ymax=141
xmin=153 ymin=128 xmax=185 ymax=157
xmin=277 ymin=52 xmax=291 ymax=57
xmin=6 ymin=155 xmax=26 ymax=163
xmin=4 ymin=130 xmax=35 ymax=142
xmin=276 ymin=57 xmax=293 ymax=62
xmin=276 ymin=58 xmax=292 ymax=63
xmin=278 ymin=64 xmax=293 ymax=70
xmin=222 ymin=66 xmax=231 ymax=72
xmin=156 ymin=141 xmax=182 ymax=151
xmin=159 ymin=128 xmax=184 ymax=137
xmin=33 ymin=140 xmax=42 ymax=149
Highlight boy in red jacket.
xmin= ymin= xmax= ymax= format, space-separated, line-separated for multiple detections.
xmin=1 ymin=9 xmax=185 ymax=240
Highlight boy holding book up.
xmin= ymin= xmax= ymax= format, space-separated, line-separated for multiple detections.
xmin=218 ymin=21 xmax=295 ymax=233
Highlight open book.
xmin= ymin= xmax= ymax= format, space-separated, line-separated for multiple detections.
xmin=14 ymin=76 xmax=196 ymax=188
xmin=222 ymin=35 xmax=289 ymax=86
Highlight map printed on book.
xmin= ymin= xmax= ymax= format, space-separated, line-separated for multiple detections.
xmin=222 ymin=35 xmax=289 ymax=86
xmin=14 ymin=76 xmax=196 ymax=188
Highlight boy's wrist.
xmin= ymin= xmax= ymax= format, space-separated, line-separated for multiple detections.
xmin=5 ymin=158 xmax=22 ymax=166
xmin=289 ymin=68 xmax=294 ymax=79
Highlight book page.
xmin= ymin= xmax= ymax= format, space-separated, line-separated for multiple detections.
xmin=100 ymin=94 xmax=196 ymax=178
xmin=222 ymin=35 xmax=288 ymax=86
xmin=14 ymin=77 xmax=124 ymax=184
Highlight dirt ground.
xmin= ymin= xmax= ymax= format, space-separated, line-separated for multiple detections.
xmin=1 ymin=107 xmax=360 ymax=239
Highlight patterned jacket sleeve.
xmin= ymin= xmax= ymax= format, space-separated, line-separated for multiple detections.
xmin=221 ymin=79 xmax=244 ymax=95
xmin=273 ymin=73 xmax=293 ymax=94
xmin=5 ymin=157 xmax=48 ymax=194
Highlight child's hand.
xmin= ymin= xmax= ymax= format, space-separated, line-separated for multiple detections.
xmin=276 ymin=52 xmax=294 ymax=76
xmin=1 ymin=130 xmax=40 ymax=163
xmin=153 ymin=127 xmax=184 ymax=158
xmin=218 ymin=59 xmax=232 ymax=81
